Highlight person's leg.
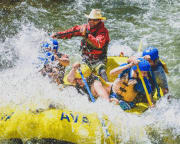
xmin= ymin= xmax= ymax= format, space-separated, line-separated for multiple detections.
xmin=92 ymin=80 xmax=110 ymax=101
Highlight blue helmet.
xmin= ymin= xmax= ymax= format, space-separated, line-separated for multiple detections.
xmin=45 ymin=52 xmax=53 ymax=57
xmin=45 ymin=52 xmax=55 ymax=61
xmin=42 ymin=43 xmax=50 ymax=48
xmin=142 ymin=46 xmax=159 ymax=61
xmin=132 ymin=58 xmax=151 ymax=71
xmin=50 ymin=39 xmax=59 ymax=51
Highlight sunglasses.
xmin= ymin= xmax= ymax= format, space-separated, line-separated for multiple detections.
xmin=88 ymin=19 xmax=100 ymax=22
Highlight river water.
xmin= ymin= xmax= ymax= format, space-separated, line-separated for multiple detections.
xmin=0 ymin=0 xmax=180 ymax=143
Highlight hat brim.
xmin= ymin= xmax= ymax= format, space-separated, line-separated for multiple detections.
xmin=85 ymin=14 xmax=106 ymax=20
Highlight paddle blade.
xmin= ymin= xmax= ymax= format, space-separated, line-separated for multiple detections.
xmin=138 ymin=40 xmax=143 ymax=53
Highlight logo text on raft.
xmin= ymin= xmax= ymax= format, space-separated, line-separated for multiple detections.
xmin=60 ymin=112 xmax=89 ymax=124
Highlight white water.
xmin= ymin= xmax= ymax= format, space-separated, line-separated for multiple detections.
xmin=0 ymin=24 xmax=179 ymax=143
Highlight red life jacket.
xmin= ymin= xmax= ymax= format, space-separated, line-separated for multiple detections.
xmin=80 ymin=22 xmax=110 ymax=64
xmin=55 ymin=22 xmax=110 ymax=64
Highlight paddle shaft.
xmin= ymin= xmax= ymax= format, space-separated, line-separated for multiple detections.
xmin=137 ymin=40 xmax=161 ymax=98
xmin=54 ymin=30 xmax=80 ymax=38
xmin=78 ymin=69 xmax=95 ymax=102
xmin=137 ymin=40 xmax=153 ymax=106
xmin=138 ymin=40 xmax=143 ymax=53
xmin=137 ymin=65 xmax=153 ymax=106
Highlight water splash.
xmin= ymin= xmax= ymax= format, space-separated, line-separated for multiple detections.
xmin=0 ymin=0 xmax=180 ymax=143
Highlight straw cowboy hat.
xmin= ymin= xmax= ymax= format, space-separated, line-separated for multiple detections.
xmin=85 ymin=9 xmax=106 ymax=20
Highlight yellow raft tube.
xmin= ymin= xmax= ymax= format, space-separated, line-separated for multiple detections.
xmin=0 ymin=106 xmax=116 ymax=144
xmin=0 ymin=56 xmax=163 ymax=143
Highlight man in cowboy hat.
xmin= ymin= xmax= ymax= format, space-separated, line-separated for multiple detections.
xmin=52 ymin=9 xmax=110 ymax=82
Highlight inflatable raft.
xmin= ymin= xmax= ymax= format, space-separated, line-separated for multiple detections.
xmin=0 ymin=56 xmax=163 ymax=143
xmin=63 ymin=56 xmax=163 ymax=114
xmin=0 ymin=107 xmax=116 ymax=144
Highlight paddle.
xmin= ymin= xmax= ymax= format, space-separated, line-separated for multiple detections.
xmin=53 ymin=30 xmax=80 ymax=38
xmin=137 ymin=40 xmax=161 ymax=100
xmin=137 ymin=41 xmax=153 ymax=106
xmin=138 ymin=40 xmax=143 ymax=53
xmin=78 ymin=69 xmax=114 ymax=144
xmin=137 ymin=65 xmax=153 ymax=106
xmin=78 ymin=68 xmax=95 ymax=102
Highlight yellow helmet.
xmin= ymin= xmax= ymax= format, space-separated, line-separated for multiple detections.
xmin=75 ymin=64 xmax=92 ymax=79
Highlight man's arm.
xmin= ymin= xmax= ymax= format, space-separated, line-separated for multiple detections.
xmin=110 ymin=63 xmax=134 ymax=76
xmin=87 ymin=30 xmax=110 ymax=49
xmin=52 ymin=25 xmax=83 ymax=39
xmin=55 ymin=54 xmax=70 ymax=66
xmin=80 ymin=24 xmax=110 ymax=49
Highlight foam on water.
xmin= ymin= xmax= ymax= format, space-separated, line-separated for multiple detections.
xmin=0 ymin=0 xmax=180 ymax=142
xmin=1 ymin=24 xmax=180 ymax=143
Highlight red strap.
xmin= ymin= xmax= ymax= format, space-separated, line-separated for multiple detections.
xmin=84 ymin=50 xmax=103 ymax=55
